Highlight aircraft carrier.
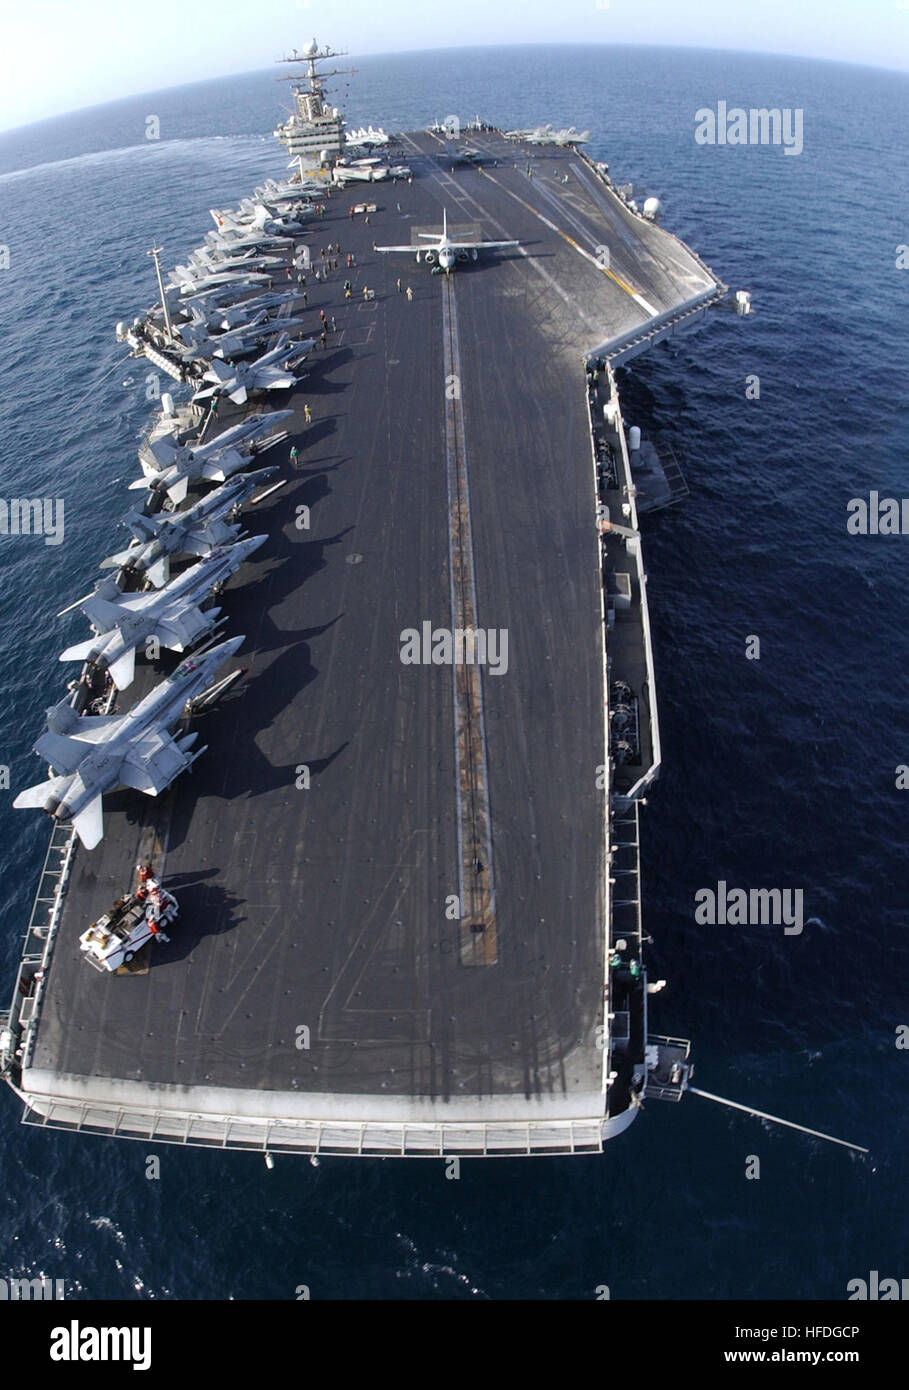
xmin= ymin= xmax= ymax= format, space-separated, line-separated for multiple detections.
xmin=1 ymin=44 xmax=728 ymax=1157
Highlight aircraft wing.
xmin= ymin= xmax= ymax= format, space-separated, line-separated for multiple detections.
xmin=119 ymin=730 xmax=191 ymax=796
xmin=447 ymin=239 xmax=520 ymax=251
xmin=374 ymin=243 xmax=423 ymax=254
xmin=257 ymin=373 xmax=297 ymax=391
xmin=203 ymin=359 xmax=235 ymax=385
xmin=182 ymin=521 xmax=240 ymax=556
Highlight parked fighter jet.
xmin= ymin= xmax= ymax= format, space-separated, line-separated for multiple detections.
xmin=185 ymin=246 xmax=284 ymax=274
xmin=503 ymin=124 xmax=589 ymax=145
xmin=204 ymin=229 xmax=291 ymax=256
xmin=164 ymin=282 xmax=267 ymax=325
xmin=345 ymin=126 xmax=390 ymax=149
xmin=257 ymin=175 xmax=322 ymax=200
xmin=191 ymin=335 xmax=311 ymax=406
xmin=59 ymin=537 xmax=265 ymax=690
xmin=100 ymin=468 xmax=281 ymax=586
xmin=203 ymin=223 xmax=291 ymax=252
xmin=169 ymin=264 xmax=274 ymax=295
xmin=13 ymin=636 xmax=245 ymax=849
xmin=212 ymin=291 xmax=301 ymax=331
xmin=239 ymin=201 xmax=312 ymax=236
xmin=210 ymin=201 xmax=305 ymax=232
xmin=212 ymin=202 xmax=311 ymax=238
xmin=374 ymin=208 xmax=519 ymax=273
xmin=139 ymin=408 xmax=291 ymax=468
xmin=175 ymin=311 xmax=306 ymax=362
xmin=133 ymin=411 xmax=293 ymax=503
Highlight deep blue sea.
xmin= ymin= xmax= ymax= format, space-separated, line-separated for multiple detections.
xmin=0 ymin=44 xmax=907 ymax=1301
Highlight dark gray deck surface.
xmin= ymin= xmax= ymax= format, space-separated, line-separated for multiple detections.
xmin=27 ymin=132 xmax=718 ymax=1110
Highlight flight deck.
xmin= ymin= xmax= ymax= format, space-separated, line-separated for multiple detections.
xmin=5 ymin=127 xmax=724 ymax=1155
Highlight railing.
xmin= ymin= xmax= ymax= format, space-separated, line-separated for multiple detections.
xmin=609 ymin=800 xmax=643 ymax=956
xmin=6 ymin=822 xmax=79 ymax=1073
xmin=20 ymin=1101 xmax=608 ymax=1157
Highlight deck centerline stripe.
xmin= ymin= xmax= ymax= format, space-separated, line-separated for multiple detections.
xmin=440 ymin=276 xmax=498 ymax=966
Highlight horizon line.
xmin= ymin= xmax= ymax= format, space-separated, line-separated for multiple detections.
xmin=2 ymin=38 xmax=908 ymax=139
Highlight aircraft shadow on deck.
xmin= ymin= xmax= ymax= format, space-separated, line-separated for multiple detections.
xmin=155 ymin=879 xmax=243 ymax=961
xmin=154 ymin=608 xmax=349 ymax=847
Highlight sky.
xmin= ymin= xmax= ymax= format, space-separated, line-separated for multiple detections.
xmin=0 ymin=0 xmax=906 ymax=132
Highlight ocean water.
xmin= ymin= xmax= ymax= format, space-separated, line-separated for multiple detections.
xmin=0 ymin=44 xmax=907 ymax=1301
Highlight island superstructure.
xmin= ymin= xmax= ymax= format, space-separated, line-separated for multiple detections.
xmin=274 ymin=39 xmax=349 ymax=163
xmin=1 ymin=42 xmax=725 ymax=1156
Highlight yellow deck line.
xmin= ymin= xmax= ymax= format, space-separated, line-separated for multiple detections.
xmin=477 ymin=167 xmax=641 ymax=299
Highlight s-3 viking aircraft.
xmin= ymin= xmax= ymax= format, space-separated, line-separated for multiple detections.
xmin=373 ymin=208 xmax=519 ymax=273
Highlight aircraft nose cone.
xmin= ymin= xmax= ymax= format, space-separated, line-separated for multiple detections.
xmin=241 ymin=535 xmax=268 ymax=557
xmin=210 ymin=635 xmax=246 ymax=660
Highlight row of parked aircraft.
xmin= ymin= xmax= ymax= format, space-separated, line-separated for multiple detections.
xmin=504 ymin=124 xmax=589 ymax=145
xmin=14 ymin=182 xmax=318 ymax=847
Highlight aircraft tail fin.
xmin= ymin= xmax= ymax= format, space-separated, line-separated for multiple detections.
xmin=33 ymin=731 xmax=90 ymax=776
xmin=123 ymin=510 xmax=157 ymax=542
xmin=81 ymin=595 xmax=126 ymax=630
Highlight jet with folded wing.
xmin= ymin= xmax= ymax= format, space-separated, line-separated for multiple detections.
xmin=165 ymin=280 xmax=275 ymax=318
xmin=133 ymin=410 xmax=293 ymax=503
xmin=184 ymin=290 xmax=300 ymax=332
xmin=373 ymin=208 xmax=519 ymax=272
xmin=168 ymin=263 xmax=274 ymax=295
xmin=191 ymin=335 xmax=312 ymax=406
xmin=59 ymin=537 xmax=266 ymax=690
xmin=245 ymin=201 xmax=311 ymax=235
xmin=13 ymin=636 xmax=245 ymax=849
xmin=204 ymin=225 xmax=291 ymax=254
xmin=100 ymin=467 xmax=281 ymax=586
xmin=213 ymin=201 xmax=312 ymax=237
xmin=174 ymin=311 xmax=307 ymax=363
